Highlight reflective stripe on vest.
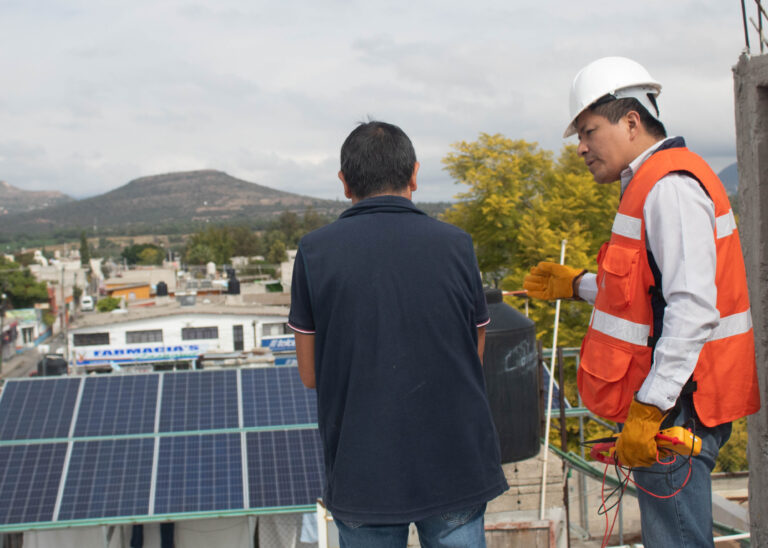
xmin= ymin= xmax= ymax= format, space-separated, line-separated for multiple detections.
xmin=591 ymin=307 xmax=753 ymax=346
xmin=613 ymin=208 xmax=736 ymax=241
xmin=591 ymin=309 xmax=649 ymax=347
xmin=715 ymin=209 xmax=736 ymax=239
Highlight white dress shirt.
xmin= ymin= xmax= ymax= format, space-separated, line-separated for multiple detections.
xmin=577 ymin=138 xmax=719 ymax=411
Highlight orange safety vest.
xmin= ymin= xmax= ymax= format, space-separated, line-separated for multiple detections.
xmin=577 ymin=147 xmax=760 ymax=426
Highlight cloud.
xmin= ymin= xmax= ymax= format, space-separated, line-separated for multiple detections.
xmin=0 ymin=1 xmax=751 ymax=203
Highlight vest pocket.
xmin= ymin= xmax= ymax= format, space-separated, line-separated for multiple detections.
xmin=597 ymin=243 xmax=640 ymax=310
xmin=578 ymin=334 xmax=647 ymax=422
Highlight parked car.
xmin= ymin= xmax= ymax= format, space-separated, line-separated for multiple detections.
xmin=37 ymin=354 xmax=68 ymax=376
xmin=81 ymin=295 xmax=95 ymax=311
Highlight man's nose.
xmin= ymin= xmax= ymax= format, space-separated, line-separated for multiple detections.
xmin=577 ymin=140 xmax=588 ymax=156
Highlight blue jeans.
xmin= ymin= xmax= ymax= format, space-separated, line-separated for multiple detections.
xmin=632 ymin=395 xmax=731 ymax=548
xmin=335 ymin=503 xmax=487 ymax=548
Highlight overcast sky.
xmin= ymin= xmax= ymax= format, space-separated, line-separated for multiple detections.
xmin=0 ymin=1 xmax=757 ymax=203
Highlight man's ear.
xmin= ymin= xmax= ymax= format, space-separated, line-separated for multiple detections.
xmin=339 ymin=171 xmax=353 ymax=199
xmin=625 ymin=110 xmax=642 ymax=139
xmin=408 ymin=162 xmax=420 ymax=193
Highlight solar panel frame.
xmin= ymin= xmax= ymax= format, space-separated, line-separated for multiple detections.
xmin=158 ymin=370 xmax=240 ymax=433
xmin=241 ymin=367 xmax=317 ymax=428
xmin=74 ymin=374 xmax=159 ymax=437
xmin=0 ymin=366 xmax=324 ymax=531
xmin=154 ymin=433 xmax=244 ymax=515
xmin=0 ymin=443 xmax=68 ymax=525
xmin=245 ymin=429 xmax=324 ymax=509
xmin=57 ymin=438 xmax=155 ymax=521
xmin=0 ymin=378 xmax=82 ymax=441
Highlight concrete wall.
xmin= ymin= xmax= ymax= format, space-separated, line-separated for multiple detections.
xmin=733 ymin=52 xmax=768 ymax=546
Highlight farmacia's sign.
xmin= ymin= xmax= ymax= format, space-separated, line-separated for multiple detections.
xmin=75 ymin=344 xmax=206 ymax=365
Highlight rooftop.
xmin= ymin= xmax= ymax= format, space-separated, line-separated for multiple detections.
xmin=69 ymin=293 xmax=290 ymax=330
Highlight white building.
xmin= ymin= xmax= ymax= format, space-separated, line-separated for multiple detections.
xmin=67 ymin=293 xmax=295 ymax=373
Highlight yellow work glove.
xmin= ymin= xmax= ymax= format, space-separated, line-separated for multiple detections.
xmin=523 ymin=262 xmax=586 ymax=300
xmin=615 ymin=398 xmax=667 ymax=468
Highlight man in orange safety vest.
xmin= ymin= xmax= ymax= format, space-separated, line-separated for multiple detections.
xmin=524 ymin=57 xmax=760 ymax=547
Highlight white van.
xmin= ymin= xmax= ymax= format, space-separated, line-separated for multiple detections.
xmin=81 ymin=295 xmax=95 ymax=311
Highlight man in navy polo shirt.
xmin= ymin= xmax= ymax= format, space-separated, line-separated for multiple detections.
xmin=288 ymin=121 xmax=508 ymax=548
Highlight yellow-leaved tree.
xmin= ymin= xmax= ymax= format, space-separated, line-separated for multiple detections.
xmin=442 ymin=133 xmax=618 ymax=349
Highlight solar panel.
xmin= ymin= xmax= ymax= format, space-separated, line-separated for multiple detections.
xmin=154 ymin=433 xmax=244 ymax=514
xmin=241 ymin=367 xmax=317 ymax=427
xmin=159 ymin=370 xmax=239 ymax=432
xmin=0 ymin=443 xmax=67 ymax=524
xmin=74 ymin=375 xmax=159 ymax=437
xmin=246 ymin=429 xmax=324 ymax=508
xmin=0 ymin=378 xmax=81 ymax=441
xmin=58 ymin=438 xmax=155 ymax=520
xmin=0 ymin=367 xmax=324 ymax=531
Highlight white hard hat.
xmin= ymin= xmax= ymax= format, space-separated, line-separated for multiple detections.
xmin=564 ymin=56 xmax=662 ymax=138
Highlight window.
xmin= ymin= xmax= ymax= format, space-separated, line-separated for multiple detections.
xmin=73 ymin=333 xmax=110 ymax=347
xmin=126 ymin=329 xmax=163 ymax=344
xmin=262 ymin=323 xmax=288 ymax=336
xmin=181 ymin=326 xmax=219 ymax=340
xmin=233 ymin=325 xmax=244 ymax=351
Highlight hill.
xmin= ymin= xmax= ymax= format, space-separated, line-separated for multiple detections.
xmin=0 ymin=181 xmax=74 ymax=215
xmin=0 ymin=170 xmax=348 ymax=240
xmin=717 ymin=162 xmax=738 ymax=195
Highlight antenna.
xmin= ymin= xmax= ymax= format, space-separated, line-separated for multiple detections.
xmin=742 ymin=0 xmax=768 ymax=53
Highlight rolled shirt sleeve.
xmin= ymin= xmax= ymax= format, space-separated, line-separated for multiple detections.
xmin=288 ymin=245 xmax=316 ymax=334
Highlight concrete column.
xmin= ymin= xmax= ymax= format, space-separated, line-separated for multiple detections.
xmin=733 ymin=52 xmax=768 ymax=546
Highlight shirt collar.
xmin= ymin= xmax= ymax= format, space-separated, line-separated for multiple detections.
xmin=620 ymin=138 xmax=672 ymax=193
xmin=339 ymin=195 xmax=426 ymax=219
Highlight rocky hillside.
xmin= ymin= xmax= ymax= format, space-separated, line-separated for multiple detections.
xmin=0 ymin=180 xmax=74 ymax=215
xmin=0 ymin=170 xmax=347 ymax=237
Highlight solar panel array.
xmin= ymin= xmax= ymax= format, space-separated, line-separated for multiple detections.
xmin=0 ymin=367 xmax=323 ymax=532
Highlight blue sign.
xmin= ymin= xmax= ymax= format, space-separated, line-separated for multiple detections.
xmin=261 ymin=335 xmax=296 ymax=353
xmin=75 ymin=344 xmax=206 ymax=366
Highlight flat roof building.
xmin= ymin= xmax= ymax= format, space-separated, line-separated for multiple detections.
xmin=67 ymin=293 xmax=295 ymax=373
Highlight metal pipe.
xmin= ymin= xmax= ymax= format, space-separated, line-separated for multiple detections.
xmin=539 ymin=239 xmax=567 ymax=520
xmin=557 ymin=347 xmax=571 ymax=548
xmin=743 ymin=0 xmax=752 ymax=51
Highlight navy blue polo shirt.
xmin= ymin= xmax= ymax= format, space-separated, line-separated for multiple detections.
xmin=289 ymin=195 xmax=507 ymax=524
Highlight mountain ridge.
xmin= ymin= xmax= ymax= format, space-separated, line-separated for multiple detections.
xmin=0 ymin=170 xmax=347 ymax=239
xmin=0 ymin=180 xmax=74 ymax=215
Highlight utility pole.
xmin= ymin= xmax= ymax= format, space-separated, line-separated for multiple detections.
xmin=60 ymin=265 xmax=68 ymax=360
xmin=0 ymin=291 xmax=6 ymax=374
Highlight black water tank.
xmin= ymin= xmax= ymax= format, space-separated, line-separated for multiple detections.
xmin=156 ymin=281 xmax=168 ymax=297
xmin=483 ymin=287 xmax=540 ymax=463
xmin=227 ymin=273 xmax=241 ymax=295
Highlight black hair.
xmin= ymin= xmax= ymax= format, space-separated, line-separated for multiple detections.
xmin=589 ymin=96 xmax=667 ymax=139
xmin=340 ymin=121 xmax=417 ymax=199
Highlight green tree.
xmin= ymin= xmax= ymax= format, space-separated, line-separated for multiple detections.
xmin=13 ymin=251 xmax=35 ymax=267
xmin=0 ymin=257 xmax=49 ymax=308
xmin=72 ymin=285 xmax=83 ymax=306
xmin=443 ymin=137 xmax=618 ymax=348
xmin=230 ymin=225 xmax=261 ymax=257
xmin=137 ymin=247 xmax=164 ymax=266
xmin=185 ymin=243 xmax=216 ymax=265
xmin=121 ymin=243 xmax=165 ymax=265
xmin=442 ymin=134 xmax=555 ymax=285
xmin=715 ymin=418 xmax=748 ymax=472
xmin=266 ymin=240 xmax=287 ymax=264
xmin=183 ymin=226 xmax=234 ymax=265
xmin=96 ymin=296 xmax=121 ymax=313
xmin=80 ymin=231 xmax=91 ymax=266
